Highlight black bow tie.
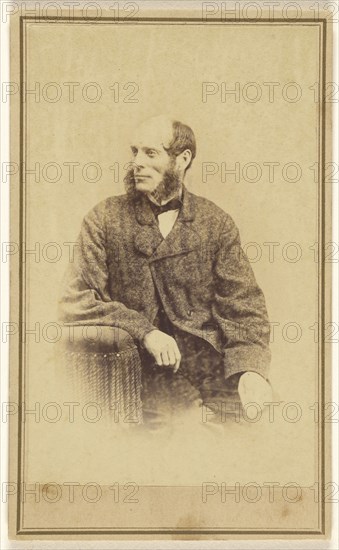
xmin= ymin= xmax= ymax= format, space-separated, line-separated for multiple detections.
xmin=149 ymin=197 xmax=182 ymax=216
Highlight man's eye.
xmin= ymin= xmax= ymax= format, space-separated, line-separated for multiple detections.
xmin=146 ymin=150 xmax=156 ymax=157
xmin=131 ymin=149 xmax=137 ymax=156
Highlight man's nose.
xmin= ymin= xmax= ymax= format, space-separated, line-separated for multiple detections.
xmin=134 ymin=151 xmax=145 ymax=168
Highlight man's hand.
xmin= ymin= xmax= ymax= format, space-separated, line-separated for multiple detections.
xmin=238 ymin=372 xmax=273 ymax=419
xmin=142 ymin=330 xmax=181 ymax=372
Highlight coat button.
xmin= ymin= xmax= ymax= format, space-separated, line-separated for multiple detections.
xmin=187 ymin=309 xmax=193 ymax=317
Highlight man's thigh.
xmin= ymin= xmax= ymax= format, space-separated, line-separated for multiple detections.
xmin=139 ymin=328 xmax=241 ymax=422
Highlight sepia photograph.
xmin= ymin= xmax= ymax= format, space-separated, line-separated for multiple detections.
xmin=58 ymin=113 xmax=273 ymax=429
xmin=4 ymin=0 xmax=336 ymax=543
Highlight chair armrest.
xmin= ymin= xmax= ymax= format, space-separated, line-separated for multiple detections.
xmin=60 ymin=325 xmax=136 ymax=353
xmin=59 ymin=325 xmax=143 ymax=422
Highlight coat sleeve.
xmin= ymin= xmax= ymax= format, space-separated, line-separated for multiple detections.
xmin=211 ymin=214 xmax=271 ymax=381
xmin=58 ymin=202 xmax=157 ymax=342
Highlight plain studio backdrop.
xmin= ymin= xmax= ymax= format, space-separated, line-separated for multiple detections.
xmin=21 ymin=21 xmax=322 ymax=493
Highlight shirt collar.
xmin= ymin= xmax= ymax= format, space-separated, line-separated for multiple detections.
xmin=147 ymin=185 xmax=184 ymax=207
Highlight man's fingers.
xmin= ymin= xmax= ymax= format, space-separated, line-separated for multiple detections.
xmin=150 ymin=337 xmax=181 ymax=370
xmin=173 ymin=347 xmax=181 ymax=373
xmin=154 ymin=352 xmax=162 ymax=366
xmin=161 ymin=350 xmax=170 ymax=366
xmin=167 ymin=348 xmax=176 ymax=366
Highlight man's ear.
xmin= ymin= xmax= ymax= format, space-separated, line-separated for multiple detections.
xmin=177 ymin=149 xmax=192 ymax=170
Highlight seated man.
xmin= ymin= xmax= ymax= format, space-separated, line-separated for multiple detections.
xmin=59 ymin=115 xmax=272 ymax=427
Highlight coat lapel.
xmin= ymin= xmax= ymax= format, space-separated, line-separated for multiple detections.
xmin=133 ymin=187 xmax=200 ymax=260
xmin=133 ymin=194 xmax=163 ymax=257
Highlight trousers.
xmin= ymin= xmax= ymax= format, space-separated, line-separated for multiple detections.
xmin=138 ymin=306 xmax=242 ymax=426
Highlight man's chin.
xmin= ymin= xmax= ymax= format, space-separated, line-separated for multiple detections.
xmin=135 ymin=181 xmax=155 ymax=192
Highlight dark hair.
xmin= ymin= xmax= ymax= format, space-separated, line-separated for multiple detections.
xmin=164 ymin=120 xmax=196 ymax=171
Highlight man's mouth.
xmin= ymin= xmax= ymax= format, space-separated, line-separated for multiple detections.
xmin=134 ymin=175 xmax=150 ymax=180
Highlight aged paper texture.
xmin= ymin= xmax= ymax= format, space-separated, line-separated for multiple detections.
xmin=7 ymin=0 xmax=334 ymax=541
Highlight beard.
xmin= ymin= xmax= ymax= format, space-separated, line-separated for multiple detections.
xmin=124 ymin=163 xmax=182 ymax=203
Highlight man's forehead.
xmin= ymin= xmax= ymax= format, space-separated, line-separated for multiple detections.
xmin=131 ymin=116 xmax=173 ymax=149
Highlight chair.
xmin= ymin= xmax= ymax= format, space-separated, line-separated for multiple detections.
xmin=59 ymin=325 xmax=143 ymax=424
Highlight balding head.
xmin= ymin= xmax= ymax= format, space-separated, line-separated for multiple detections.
xmin=125 ymin=115 xmax=196 ymax=203
xmin=132 ymin=115 xmax=174 ymax=151
xmin=132 ymin=115 xmax=196 ymax=171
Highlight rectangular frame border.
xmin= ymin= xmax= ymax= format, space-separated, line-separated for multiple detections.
xmin=10 ymin=13 xmax=331 ymax=538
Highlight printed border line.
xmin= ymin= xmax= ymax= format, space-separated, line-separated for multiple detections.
xmin=16 ymin=15 xmax=327 ymax=536
xmin=16 ymin=529 xmax=324 ymax=535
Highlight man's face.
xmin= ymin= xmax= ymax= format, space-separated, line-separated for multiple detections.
xmin=129 ymin=118 xmax=178 ymax=195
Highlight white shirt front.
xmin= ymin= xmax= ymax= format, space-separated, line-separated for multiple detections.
xmin=147 ymin=189 xmax=183 ymax=239
xmin=157 ymin=209 xmax=180 ymax=239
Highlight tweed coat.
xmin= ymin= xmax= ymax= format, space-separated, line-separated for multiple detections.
xmin=59 ymin=187 xmax=271 ymax=381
